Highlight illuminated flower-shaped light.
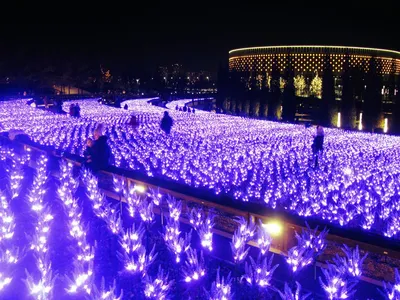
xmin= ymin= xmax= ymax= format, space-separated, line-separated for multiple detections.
xmin=182 ymin=248 xmax=206 ymax=283
xmin=242 ymin=255 xmax=278 ymax=288
xmin=333 ymin=245 xmax=367 ymax=279
xmin=139 ymin=200 xmax=154 ymax=224
xmin=120 ymin=245 xmax=157 ymax=276
xmin=91 ymin=277 xmax=123 ymax=300
xmin=123 ymin=187 xmax=142 ymax=217
xmin=143 ymin=266 xmax=173 ymax=299
xmin=230 ymin=216 xmax=256 ymax=264
xmin=119 ymin=223 xmax=145 ymax=255
xmin=0 ymin=247 xmax=19 ymax=266
xmin=8 ymin=161 xmax=24 ymax=199
xmin=66 ymin=260 xmax=94 ymax=295
xmin=0 ymin=192 xmax=15 ymax=242
xmin=188 ymin=207 xmax=203 ymax=230
xmin=234 ymin=216 xmax=256 ymax=242
xmin=147 ymin=187 xmax=163 ymax=206
xmin=319 ymin=263 xmax=357 ymax=300
xmin=295 ymin=222 xmax=328 ymax=256
xmin=0 ymin=272 xmax=12 ymax=292
xmin=205 ymin=268 xmax=233 ymax=300
xmin=286 ymin=246 xmax=314 ymax=273
xmin=230 ymin=229 xmax=250 ymax=264
xmin=384 ymin=212 xmax=400 ymax=238
xmin=113 ymin=175 xmax=125 ymax=194
xmin=30 ymin=208 xmax=53 ymax=254
xmin=24 ymin=256 xmax=57 ymax=300
xmin=58 ymin=160 xmax=79 ymax=194
xmin=257 ymin=221 xmax=272 ymax=256
xmin=106 ymin=209 xmax=123 ymax=235
xmin=166 ymin=195 xmax=181 ymax=221
xmin=163 ymin=218 xmax=192 ymax=263
xmin=381 ymin=268 xmax=400 ymax=300
xmin=278 ymin=282 xmax=311 ymax=300
xmin=198 ymin=214 xmax=214 ymax=252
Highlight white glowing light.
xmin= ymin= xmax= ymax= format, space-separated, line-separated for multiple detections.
xmin=262 ymin=221 xmax=283 ymax=236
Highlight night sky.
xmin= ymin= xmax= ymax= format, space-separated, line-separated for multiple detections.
xmin=1 ymin=2 xmax=398 ymax=75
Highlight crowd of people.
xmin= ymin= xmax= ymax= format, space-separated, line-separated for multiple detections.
xmin=175 ymin=105 xmax=195 ymax=113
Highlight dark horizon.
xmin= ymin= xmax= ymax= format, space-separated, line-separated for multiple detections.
xmin=1 ymin=2 xmax=398 ymax=75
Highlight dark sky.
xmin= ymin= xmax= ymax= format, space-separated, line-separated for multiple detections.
xmin=1 ymin=1 xmax=399 ymax=75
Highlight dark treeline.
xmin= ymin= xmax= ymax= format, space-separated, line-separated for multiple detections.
xmin=217 ymin=55 xmax=400 ymax=134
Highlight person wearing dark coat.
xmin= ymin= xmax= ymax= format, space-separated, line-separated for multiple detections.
xmin=89 ymin=129 xmax=111 ymax=171
xmin=312 ymin=125 xmax=324 ymax=168
xmin=124 ymin=104 xmax=128 ymax=110
xmin=75 ymin=104 xmax=81 ymax=117
xmin=160 ymin=111 xmax=173 ymax=135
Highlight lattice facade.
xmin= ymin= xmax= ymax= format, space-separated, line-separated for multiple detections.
xmin=229 ymin=46 xmax=400 ymax=76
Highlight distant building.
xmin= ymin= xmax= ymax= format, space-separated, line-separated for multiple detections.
xmin=229 ymin=45 xmax=400 ymax=99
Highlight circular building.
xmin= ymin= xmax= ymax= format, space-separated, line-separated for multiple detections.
xmin=229 ymin=45 xmax=400 ymax=76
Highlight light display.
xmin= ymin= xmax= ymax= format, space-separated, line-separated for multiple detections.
xmin=121 ymin=244 xmax=157 ymax=276
xmin=8 ymin=159 xmax=24 ymax=199
xmin=382 ymin=268 xmax=400 ymax=300
xmin=182 ymin=248 xmax=206 ymax=283
xmin=0 ymin=191 xmax=15 ymax=242
xmin=143 ymin=265 xmax=173 ymax=300
xmin=120 ymin=223 xmax=145 ymax=255
xmin=295 ymin=223 xmax=328 ymax=256
xmin=242 ymin=255 xmax=278 ymax=287
xmin=229 ymin=45 xmax=400 ymax=75
xmin=139 ymin=200 xmax=154 ymax=224
xmin=230 ymin=217 xmax=255 ymax=263
xmin=1 ymin=99 xmax=400 ymax=240
xmin=205 ymin=268 xmax=233 ymax=300
xmin=24 ymin=256 xmax=57 ymax=300
xmin=278 ymin=282 xmax=311 ymax=300
xmin=0 ymin=142 xmax=392 ymax=299
xmin=58 ymin=161 xmax=95 ymax=295
xmin=333 ymin=245 xmax=367 ymax=279
xmin=0 ymin=153 xmax=22 ymax=294
xmin=163 ymin=200 xmax=192 ymax=263
xmin=0 ymin=273 xmax=11 ymax=291
xmin=286 ymin=246 xmax=314 ymax=273
xmin=90 ymin=277 xmax=123 ymax=300
xmin=257 ymin=221 xmax=272 ymax=256
xmin=166 ymin=195 xmax=181 ymax=221
xmin=188 ymin=207 xmax=214 ymax=252
xmin=319 ymin=263 xmax=356 ymax=300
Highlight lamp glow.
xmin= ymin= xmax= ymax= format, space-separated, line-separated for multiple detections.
xmin=262 ymin=221 xmax=283 ymax=236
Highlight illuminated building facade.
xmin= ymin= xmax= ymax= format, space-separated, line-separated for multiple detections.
xmin=229 ymin=46 xmax=400 ymax=99
xmin=226 ymin=46 xmax=400 ymax=130
xmin=229 ymin=45 xmax=400 ymax=76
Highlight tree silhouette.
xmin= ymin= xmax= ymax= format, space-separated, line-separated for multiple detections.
xmin=320 ymin=54 xmax=336 ymax=127
xmin=363 ymin=57 xmax=382 ymax=131
xmin=341 ymin=54 xmax=357 ymax=129
xmin=393 ymin=75 xmax=400 ymax=134
xmin=267 ymin=55 xmax=281 ymax=120
xmin=281 ymin=54 xmax=296 ymax=122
